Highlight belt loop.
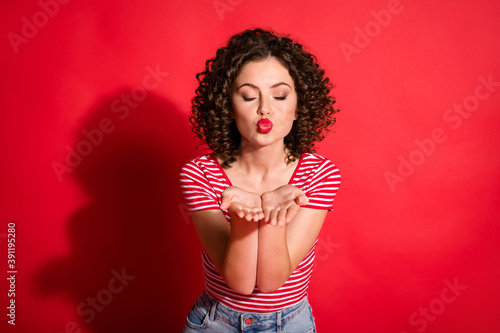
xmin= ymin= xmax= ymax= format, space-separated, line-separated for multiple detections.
xmin=209 ymin=297 xmax=217 ymax=321
xmin=239 ymin=314 xmax=244 ymax=331
xmin=277 ymin=310 xmax=282 ymax=332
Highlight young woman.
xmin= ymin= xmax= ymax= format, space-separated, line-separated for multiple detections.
xmin=180 ymin=28 xmax=341 ymax=332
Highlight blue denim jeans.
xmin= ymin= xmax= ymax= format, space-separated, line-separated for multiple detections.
xmin=182 ymin=291 xmax=317 ymax=332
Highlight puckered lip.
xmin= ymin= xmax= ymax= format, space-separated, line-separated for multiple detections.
xmin=257 ymin=118 xmax=273 ymax=133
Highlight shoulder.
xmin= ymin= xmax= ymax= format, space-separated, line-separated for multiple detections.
xmin=295 ymin=153 xmax=341 ymax=210
xmin=182 ymin=154 xmax=214 ymax=167
xmin=180 ymin=155 xmax=213 ymax=180
xmin=181 ymin=154 xmax=217 ymax=173
xmin=180 ymin=154 xmax=228 ymax=187
xmin=299 ymin=153 xmax=340 ymax=177
xmin=292 ymin=153 xmax=341 ymax=190
xmin=180 ymin=155 xmax=225 ymax=212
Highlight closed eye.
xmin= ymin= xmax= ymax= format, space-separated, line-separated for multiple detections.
xmin=274 ymin=96 xmax=287 ymax=101
xmin=243 ymin=96 xmax=256 ymax=102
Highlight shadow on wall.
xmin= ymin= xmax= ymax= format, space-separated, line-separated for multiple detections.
xmin=35 ymin=91 xmax=204 ymax=332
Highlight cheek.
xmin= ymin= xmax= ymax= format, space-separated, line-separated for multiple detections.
xmin=282 ymin=108 xmax=298 ymax=130
xmin=285 ymin=103 xmax=298 ymax=120
xmin=233 ymin=113 xmax=253 ymax=132
xmin=293 ymin=105 xmax=299 ymax=120
xmin=286 ymin=96 xmax=298 ymax=118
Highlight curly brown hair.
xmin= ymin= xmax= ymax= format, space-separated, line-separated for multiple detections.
xmin=191 ymin=28 xmax=338 ymax=167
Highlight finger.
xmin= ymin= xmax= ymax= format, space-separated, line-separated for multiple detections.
xmin=242 ymin=208 xmax=260 ymax=222
xmin=242 ymin=207 xmax=255 ymax=221
xmin=220 ymin=194 xmax=233 ymax=210
xmin=252 ymin=209 xmax=264 ymax=222
xmin=263 ymin=209 xmax=272 ymax=223
xmin=269 ymin=209 xmax=279 ymax=226
xmin=234 ymin=206 xmax=246 ymax=219
xmin=277 ymin=209 xmax=287 ymax=227
xmin=285 ymin=205 xmax=300 ymax=223
xmin=246 ymin=210 xmax=260 ymax=222
xmin=295 ymin=194 xmax=309 ymax=206
xmin=247 ymin=212 xmax=257 ymax=222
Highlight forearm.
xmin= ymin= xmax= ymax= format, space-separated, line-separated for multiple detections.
xmin=221 ymin=216 xmax=259 ymax=295
xmin=218 ymin=186 xmax=264 ymax=294
xmin=256 ymin=221 xmax=292 ymax=293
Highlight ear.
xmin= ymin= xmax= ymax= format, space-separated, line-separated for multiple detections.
xmin=294 ymin=109 xmax=298 ymax=120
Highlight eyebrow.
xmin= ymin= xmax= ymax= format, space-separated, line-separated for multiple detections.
xmin=236 ymin=82 xmax=292 ymax=90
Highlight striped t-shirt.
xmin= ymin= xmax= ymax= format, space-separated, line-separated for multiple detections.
xmin=179 ymin=153 xmax=341 ymax=312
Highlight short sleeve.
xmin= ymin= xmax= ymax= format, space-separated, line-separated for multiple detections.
xmin=300 ymin=158 xmax=341 ymax=211
xmin=179 ymin=161 xmax=221 ymax=212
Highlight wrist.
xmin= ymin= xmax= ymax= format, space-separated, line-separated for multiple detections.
xmin=230 ymin=215 xmax=258 ymax=238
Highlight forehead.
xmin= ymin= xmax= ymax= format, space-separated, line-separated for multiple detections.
xmin=234 ymin=57 xmax=294 ymax=87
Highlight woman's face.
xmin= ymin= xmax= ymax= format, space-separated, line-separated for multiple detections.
xmin=231 ymin=57 xmax=298 ymax=150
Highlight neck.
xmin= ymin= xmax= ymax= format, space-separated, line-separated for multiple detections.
xmin=237 ymin=142 xmax=288 ymax=175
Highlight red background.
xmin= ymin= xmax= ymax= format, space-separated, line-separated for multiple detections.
xmin=2 ymin=0 xmax=500 ymax=332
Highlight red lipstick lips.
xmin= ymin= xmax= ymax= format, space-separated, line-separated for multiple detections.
xmin=257 ymin=119 xmax=273 ymax=134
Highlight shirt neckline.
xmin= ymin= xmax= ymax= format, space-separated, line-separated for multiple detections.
xmin=208 ymin=153 xmax=305 ymax=187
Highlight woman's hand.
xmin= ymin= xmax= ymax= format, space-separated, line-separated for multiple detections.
xmin=221 ymin=186 xmax=264 ymax=222
xmin=261 ymin=185 xmax=309 ymax=227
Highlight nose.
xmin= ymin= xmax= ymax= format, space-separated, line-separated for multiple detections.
xmin=258 ymin=97 xmax=271 ymax=116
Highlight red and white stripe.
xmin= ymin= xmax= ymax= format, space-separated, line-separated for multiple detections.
xmin=179 ymin=153 xmax=340 ymax=312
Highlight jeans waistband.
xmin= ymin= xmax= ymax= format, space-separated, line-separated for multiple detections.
xmin=199 ymin=290 xmax=309 ymax=331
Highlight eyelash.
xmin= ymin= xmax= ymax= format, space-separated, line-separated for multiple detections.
xmin=242 ymin=96 xmax=287 ymax=101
